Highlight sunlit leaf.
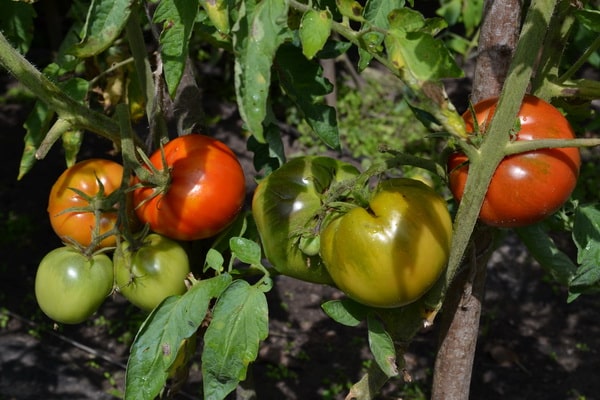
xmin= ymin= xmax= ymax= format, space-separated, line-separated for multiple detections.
xmin=367 ymin=314 xmax=398 ymax=378
xmin=202 ymin=280 xmax=269 ymax=400
xmin=299 ymin=9 xmax=332 ymax=59
xmin=70 ymin=0 xmax=134 ymax=57
xmin=154 ymin=0 xmax=198 ymax=97
xmin=232 ymin=0 xmax=290 ymax=142
xmin=124 ymin=274 xmax=232 ymax=400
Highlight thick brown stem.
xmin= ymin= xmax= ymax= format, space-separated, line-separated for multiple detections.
xmin=471 ymin=0 xmax=523 ymax=102
xmin=430 ymin=229 xmax=493 ymax=400
xmin=430 ymin=1 xmax=522 ymax=399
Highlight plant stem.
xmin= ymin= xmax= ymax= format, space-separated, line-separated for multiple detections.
xmin=504 ymin=137 xmax=600 ymax=155
xmin=0 ymin=31 xmax=121 ymax=144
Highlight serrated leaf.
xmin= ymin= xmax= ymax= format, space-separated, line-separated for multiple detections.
xmin=321 ymin=298 xmax=369 ymax=326
xmin=232 ymin=0 xmax=289 ymax=142
xmin=575 ymin=9 xmax=600 ymax=33
xmin=571 ymin=205 xmax=600 ymax=288
xmin=0 ymin=1 xmax=36 ymax=54
xmin=299 ymin=9 xmax=332 ymax=59
xmin=516 ymin=224 xmax=577 ymax=286
xmin=70 ymin=0 xmax=134 ymax=57
xmin=275 ymin=44 xmax=340 ymax=149
xmin=124 ymin=274 xmax=232 ymax=400
xmin=367 ymin=314 xmax=398 ymax=378
xmin=202 ymin=280 xmax=269 ymax=400
xmin=154 ymin=0 xmax=198 ymax=97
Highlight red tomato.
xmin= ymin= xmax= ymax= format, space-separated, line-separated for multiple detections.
xmin=447 ymin=95 xmax=580 ymax=227
xmin=133 ymin=134 xmax=246 ymax=241
xmin=48 ymin=159 xmax=123 ymax=248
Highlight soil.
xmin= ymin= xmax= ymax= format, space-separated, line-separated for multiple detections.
xmin=1 ymin=71 xmax=600 ymax=400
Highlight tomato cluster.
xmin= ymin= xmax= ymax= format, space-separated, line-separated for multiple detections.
xmin=252 ymin=156 xmax=453 ymax=308
xmin=35 ymin=134 xmax=246 ymax=323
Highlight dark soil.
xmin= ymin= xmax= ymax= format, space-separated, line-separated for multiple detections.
xmin=1 ymin=72 xmax=600 ymax=400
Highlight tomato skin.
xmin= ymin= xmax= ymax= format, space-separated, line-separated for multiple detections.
xmin=133 ymin=134 xmax=246 ymax=241
xmin=447 ymin=95 xmax=581 ymax=227
xmin=35 ymin=247 xmax=114 ymax=324
xmin=48 ymin=159 xmax=123 ymax=248
xmin=252 ymin=156 xmax=360 ymax=285
xmin=321 ymin=179 xmax=453 ymax=308
xmin=114 ymin=233 xmax=191 ymax=311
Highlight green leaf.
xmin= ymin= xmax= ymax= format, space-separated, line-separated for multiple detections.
xmin=154 ymin=0 xmax=198 ymax=97
xmin=367 ymin=314 xmax=398 ymax=378
xmin=0 ymin=1 xmax=36 ymax=54
xmin=516 ymin=224 xmax=577 ymax=286
xmin=357 ymin=0 xmax=404 ymax=70
xmin=571 ymin=205 xmax=600 ymax=289
xmin=59 ymin=78 xmax=89 ymax=165
xmin=19 ymin=102 xmax=54 ymax=180
xmin=200 ymin=0 xmax=231 ymax=33
xmin=230 ymin=237 xmax=262 ymax=266
xmin=387 ymin=8 xmax=425 ymax=32
xmin=275 ymin=44 xmax=340 ymax=149
xmin=385 ymin=30 xmax=463 ymax=80
xmin=125 ymin=274 xmax=232 ymax=400
xmin=70 ymin=0 xmax=134 ymax=57
xmin=232 ymin=0 xmax=289 ymax=142
xmin=299 ymin=9 xmax=332 ymax=59
xmin=247 ymin=124 xmax=285 ymax=176
xmin=202 ymin=280 xmax=269 ymax=400
xmin=204 ymin=248 xmax=225 ymax=273
xmin=321 ymin=298 xmax=369 ymax=326
xmin=575 ymin=9 xmax=600 ymax=33
xmin=336 ymin=0 xmax=364 ymax=21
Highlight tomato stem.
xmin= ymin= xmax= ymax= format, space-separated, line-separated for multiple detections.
xmin=504 ymin=137 xmax=600 ymax=156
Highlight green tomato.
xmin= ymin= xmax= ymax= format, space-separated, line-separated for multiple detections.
xmin=252 ymin=156 xmax=360 ymax=284
xmin=35 ymin=247 xmax=114 ymax=324
xmin=321 ymin=178 xmax=453 ymax=308
xmin=114 ymin=233 xmax=191 ymax=311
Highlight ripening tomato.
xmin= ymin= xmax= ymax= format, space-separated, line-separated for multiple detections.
xmin=48 ymin=159 xmax=123 ymax=248
xmin=114 ymin=233 xmax=191 ymax=311
xmin=447 ymin=95 xmax=581 ymax=227
xmin=252 ymin=156 xmax=360 ymax=285
xmin=35 ymin=246 xmax=114 ymax=324
xmin=321 ymin=179 xmax=453 ymax=308
xmin=133 ymin=134 xmax=246 ymax=241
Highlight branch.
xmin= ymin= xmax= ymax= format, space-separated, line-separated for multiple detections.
xmin=0 ymin=31 xmax=121 ymax=144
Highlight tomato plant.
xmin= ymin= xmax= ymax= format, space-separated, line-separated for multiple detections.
xmin=48 ymin=158 xmax=123 ymax=248
xmin=320 ymin=178 xmax=453 ymax=308
xmin=448 ymin=95 xmax=581 ymax=227
xmin=35 ymin=246 xmax=114 ymax=324
xmin=133 ymin=134 xmax=246 ymax=241
xmin=252 ymin=156 xmax=360 ymax=284
xmin=114 ymin=233 xmax=191 ymax=311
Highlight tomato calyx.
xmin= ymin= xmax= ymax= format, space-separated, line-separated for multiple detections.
xmin=128 ymin=145 xmax=172 ymax=208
